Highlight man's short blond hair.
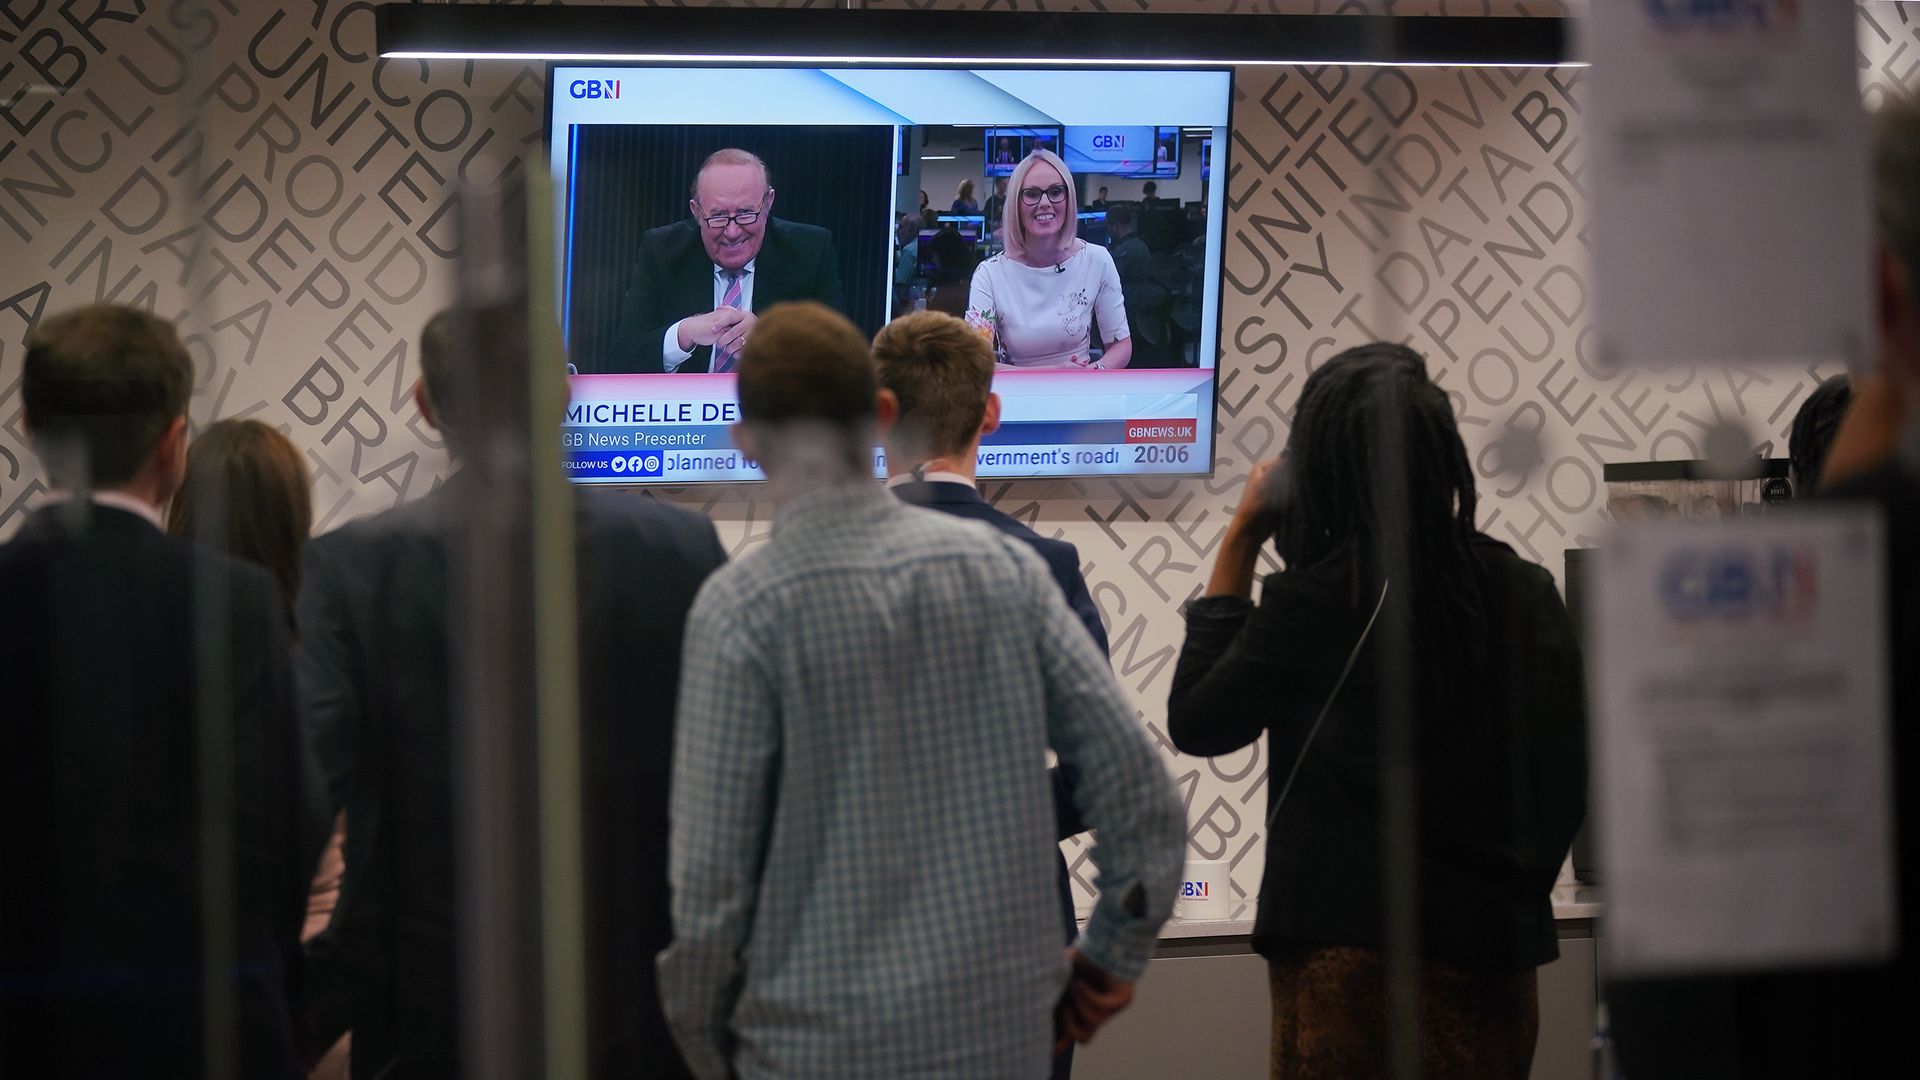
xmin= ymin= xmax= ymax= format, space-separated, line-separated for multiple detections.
xmin=873 ymin=311 xmax=994 ymax=460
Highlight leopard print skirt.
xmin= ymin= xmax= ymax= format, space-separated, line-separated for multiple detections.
xmin=1267 ymin=946 xmax=1539 ymax=1080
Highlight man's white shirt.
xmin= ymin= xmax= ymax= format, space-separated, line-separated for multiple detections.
xmin=884 ymin=468 xmax=974 ymax=490
xmin=38 ymin=489 xmax=165 ymax=530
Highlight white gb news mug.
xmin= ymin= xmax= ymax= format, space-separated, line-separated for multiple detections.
xmin=1175 ymin=860 xmax=1230 ymax=921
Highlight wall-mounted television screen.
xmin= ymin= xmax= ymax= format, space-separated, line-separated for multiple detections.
xmin=983 ymin=126 xmax=1064 ymax=177
xmin=549 ymin=66 xmax=1230 ymax=484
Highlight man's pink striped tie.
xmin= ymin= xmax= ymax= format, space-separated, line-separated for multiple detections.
xmin=711 ymin=270 xmax=745 ymax=373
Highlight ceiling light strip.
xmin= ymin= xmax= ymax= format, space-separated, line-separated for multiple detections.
xmin=376 ymin=8 xmax=1577 ymax=68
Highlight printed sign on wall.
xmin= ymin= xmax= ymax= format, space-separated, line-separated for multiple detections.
xmin=1592 ymin=510 xmax=1896 ymax=975
xmin=1586 ymin=0 xmax=1873 ymax=371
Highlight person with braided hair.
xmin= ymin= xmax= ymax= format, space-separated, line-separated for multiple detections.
xmin=1166 ymin=343 xmax=1589 ymax=1080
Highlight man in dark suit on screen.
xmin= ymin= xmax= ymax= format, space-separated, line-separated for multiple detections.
xmin=0 ymin=305 xmax=322 ymax=1079
xmin=608 ymin=148 xmax=845 ymax=374
xmin=871 ymin=310 xmax=1110 ymax=1080
xmin=298 ymin=312 xmax=727 ymax=1080
xmin=1105 ymin=206 xmax=1174 ymax=369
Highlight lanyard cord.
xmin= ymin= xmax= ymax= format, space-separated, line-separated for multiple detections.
xmin=1267 ymin=578 xmax=1391 ymax=830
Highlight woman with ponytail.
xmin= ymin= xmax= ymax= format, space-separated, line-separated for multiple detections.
xmin=1168 ymin=343 xmax=1589 ymax=1080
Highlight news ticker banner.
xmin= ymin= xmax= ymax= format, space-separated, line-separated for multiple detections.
xmin=562 ymin=369 xmax=1216 ymax=484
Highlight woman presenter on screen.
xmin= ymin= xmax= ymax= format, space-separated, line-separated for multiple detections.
xmin=967 ymin=150 xmax=1133 ymax=370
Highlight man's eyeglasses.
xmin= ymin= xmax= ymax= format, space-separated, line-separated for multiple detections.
xmin=700 ymin=208 xmax=764 ymax=229
xmin=696 ymin=192 xmax=771 ymax=230
xmin=1019 ymin=184 xmax=1068 ymax=206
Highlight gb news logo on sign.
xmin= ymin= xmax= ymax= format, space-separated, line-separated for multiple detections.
xmin=1642 ymin=0 xmax=1799 ymax=33
xmin=1658 ymin=543 xmax=1818 ymax=625
xmin=570 ymin=79 xmax=622 ymax=100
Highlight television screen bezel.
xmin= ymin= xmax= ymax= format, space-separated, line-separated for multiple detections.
xmin=543 ymin=60 xmax=1231 ymax=486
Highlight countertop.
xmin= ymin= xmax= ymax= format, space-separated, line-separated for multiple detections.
xmin=1141 ymin=884 xmax=1603 ymax=941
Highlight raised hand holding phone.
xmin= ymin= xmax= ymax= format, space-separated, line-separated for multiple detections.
xmin=1206 ymin=455 xmax=1287 ymax=600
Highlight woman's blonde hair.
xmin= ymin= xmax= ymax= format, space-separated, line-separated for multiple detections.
xmin=1001 ymin=149 xmax=1078 ymax=264
xmin=955 ymin=178 xmax=975 ymax=202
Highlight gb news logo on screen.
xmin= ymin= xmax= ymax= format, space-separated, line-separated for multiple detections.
xmin=569 ymin=78 xmax=621 ymax=100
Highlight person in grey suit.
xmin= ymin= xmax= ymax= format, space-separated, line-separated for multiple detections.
xmin=298 ymin=311 xmax=728 ymax=1080
xmin=0 ymin=305 xmax=324 ymax=1079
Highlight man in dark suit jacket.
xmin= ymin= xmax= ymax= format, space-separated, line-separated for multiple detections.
xmin=871 ymin=310 xmax=1110 ymax=1080
xmin=604 ymin=148 xmax=844 ymax=374
xmin=0 ymin=305 xmax=321 ymax=1079
xmin=298 ymin=312 xmax=726 ymax=1080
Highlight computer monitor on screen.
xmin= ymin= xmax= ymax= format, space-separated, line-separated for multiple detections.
xmin=1063 ymin=125 xmax=1181 ymax=179
xmin=933 ymin=214 xmax=985 ymax=239
xmin=984 ymin=126 xmax=1064 ymax=178
xmin=916 ymin=228 xmax=980 ymax=279
xmin=1077 ymin=210 xmax=1110 ymax=246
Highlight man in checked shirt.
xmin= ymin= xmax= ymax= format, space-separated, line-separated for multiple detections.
xmin=657 ymin=301 xmax=1187 ymax=1080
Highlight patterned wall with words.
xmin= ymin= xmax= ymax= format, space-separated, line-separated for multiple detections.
xmin=3 ymin=0 xmax=1916 ymax=916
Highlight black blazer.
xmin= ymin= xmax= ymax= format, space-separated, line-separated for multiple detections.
xmin=604 ymin=217 xmax=844 ymax=374
xmin=891 ymin=479 xmax=1109 ymax=945
xmin=1167 ymin=536 xmax=1587 ymax=970
xmin=1824 ymin=464 xmax=1920 ymax=964
xmin=892 ymin=480 xmax=1108 ymax=658
xmin=297 ymin=479 xmax=727 ymax=1080
xmin=0 ymin=503 xmax=321 ymax=1079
